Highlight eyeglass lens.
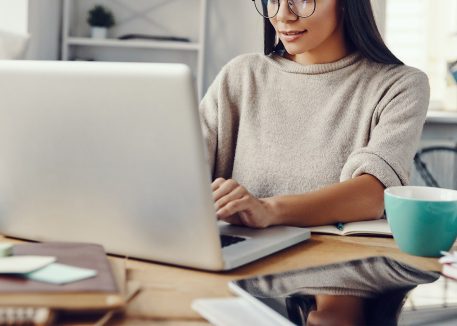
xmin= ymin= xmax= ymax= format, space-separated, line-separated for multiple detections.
xmin=253 ymin=0 xmax=316 ymax=19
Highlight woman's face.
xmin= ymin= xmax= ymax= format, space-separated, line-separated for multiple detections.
xmin=269 ymin=0 xmax=344 ymax=57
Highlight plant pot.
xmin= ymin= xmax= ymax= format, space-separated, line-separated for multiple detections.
xmin=90 ymin=27 xmax=108 ymax=39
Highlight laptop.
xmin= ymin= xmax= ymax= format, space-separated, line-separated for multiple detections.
xmin=0 ymin=60 xmax=310 ymax=271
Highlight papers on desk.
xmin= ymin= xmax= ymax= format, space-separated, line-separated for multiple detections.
xmin=0 ymin=243 xmax=97 ymax=284
xmin=439 ymin=251 xmax=457 ymax=281
xmin=26 ymin=262 xmax=97 ymax=285
xmin=0 ymin=242 xmax=124 ymax=311
xmin=0 ymin=256 xmax=56 ymax=274
xmin=192 ymin=297 xmax=292 ymax=326
xmin=192 ymin=277 xmax=294 ymax=326
xmin=0 ymin=243 xmax=13 ymax=257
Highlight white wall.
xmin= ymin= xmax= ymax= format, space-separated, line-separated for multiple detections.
xmin=371 ymin=0 xmax=386 ymax=37
xmin=21 ymin=1 xmax=389 ymax=91
xmin=25 ymin=0 xmax=61 ymax=60
xmin=205 ymin=0 xmax=263 ymax=89
xmin=25 ymin=0 xmax=262 ymax=92
xmin=0 ymin=0 xmax=29 ymax=34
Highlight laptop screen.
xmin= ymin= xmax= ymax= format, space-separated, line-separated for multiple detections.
xmin=232 ymin=256 xmax=457 ymax=325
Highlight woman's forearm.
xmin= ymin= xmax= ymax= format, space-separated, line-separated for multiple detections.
xmin=267 ymin=174 xmax=386 ymax=227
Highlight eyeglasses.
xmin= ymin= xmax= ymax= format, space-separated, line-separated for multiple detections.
xmin=251 ymin=0 xmax=316 ymax=19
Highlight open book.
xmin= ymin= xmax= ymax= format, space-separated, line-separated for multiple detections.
xmin=308 ymin=219 xmax=392 ymax=236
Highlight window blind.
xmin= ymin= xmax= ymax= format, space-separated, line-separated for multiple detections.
xmin=385 ymin=0 xmax=457 ymax=104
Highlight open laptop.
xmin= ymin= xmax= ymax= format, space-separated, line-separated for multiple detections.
xmin=0 ymin=60 xmax=310 ymax=271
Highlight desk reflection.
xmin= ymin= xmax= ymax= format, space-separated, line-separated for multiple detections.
xmin=235 ymin=256 xmax=447 ymax=326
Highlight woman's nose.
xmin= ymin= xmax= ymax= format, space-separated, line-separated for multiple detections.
xmin=276 ymin=0 xmax=298 ymax=22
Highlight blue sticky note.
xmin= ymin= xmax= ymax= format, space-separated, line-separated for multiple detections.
xmin=25 ymin=263 xmax=97 ymax=285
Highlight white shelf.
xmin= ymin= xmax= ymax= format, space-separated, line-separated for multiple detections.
xmin=61 ymin=0 xmax=208 ymax=98
xmin=66 ymin=37 xmax=202 ymax=51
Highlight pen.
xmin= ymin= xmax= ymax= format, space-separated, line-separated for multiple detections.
xmin=336 ymin=222 xmax=344 ymax=231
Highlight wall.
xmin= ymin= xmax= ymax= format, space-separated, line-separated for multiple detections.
xmin=0 ymin=0 xmax=29 ymax=34
xmin=371 ymin=0 xmax=386 ymax=37
xmin=25 ymin=0 xmax=262 ymax=93
xmin=25 ymin=0 xmax=61 ymax=60
xmin=23 ymin=1 xmax=385 ymax=92
xmin=205 ymin=0 xmax=263 ymax=89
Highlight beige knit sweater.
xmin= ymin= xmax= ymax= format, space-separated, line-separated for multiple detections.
xmin=199 ymin=53 xmax=430 ymax=198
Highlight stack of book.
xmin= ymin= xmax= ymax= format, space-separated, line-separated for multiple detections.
xmin=0 ymin=242 xmax=130 ymax=325
xmin=439 ymin=251 xmax=457 ymax=281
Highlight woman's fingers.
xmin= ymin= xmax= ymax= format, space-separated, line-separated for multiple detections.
xmin=216 ymin=195 xmax=251 ymax=219
xmin=211 ymin=177 xmax=225 ymax=191
xmin=212 ymin=178 xmax=269 ymax=228
xmin=212 ymin=179 xmax=240 ymax=202
xmin=215 ymin=185 xmax=246 ymax=211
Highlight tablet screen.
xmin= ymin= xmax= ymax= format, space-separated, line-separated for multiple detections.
xmin=231 ymin=257 xmax=457 ymax=325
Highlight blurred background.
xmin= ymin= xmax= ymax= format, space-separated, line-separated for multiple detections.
xmin=1 ymin=0 xmax=457 ymax=105
xmin=1 ymin=0 xmax=457 ymax=188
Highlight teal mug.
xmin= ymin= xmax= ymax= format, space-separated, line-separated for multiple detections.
xmin=385 ymin=186 xmax=457 ymax=257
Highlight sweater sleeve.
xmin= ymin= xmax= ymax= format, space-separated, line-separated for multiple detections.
xmin=198 ymin=61 xmax=240 ymax=180
xmin=340 ymin=71 xmax=430 ymax=188
xmin=199 ymin=70 xmax=220 ymax=178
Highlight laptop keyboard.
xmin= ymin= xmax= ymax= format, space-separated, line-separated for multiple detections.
xmin=220 ymin=234 xmax=246 ymax=248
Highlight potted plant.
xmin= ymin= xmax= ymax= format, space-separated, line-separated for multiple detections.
xmin=87 ymin=5 xmax=115 ymax=39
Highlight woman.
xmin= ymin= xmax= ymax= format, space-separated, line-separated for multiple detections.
xmin=199 ymin=0 xmax=430 ymax=228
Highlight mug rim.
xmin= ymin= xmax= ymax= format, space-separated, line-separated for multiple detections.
xmin=385 ymin=186 xmax=457 ymax=202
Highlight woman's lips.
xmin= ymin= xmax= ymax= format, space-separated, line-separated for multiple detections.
xmin=280 ymin=30 xmax=307 ymax=42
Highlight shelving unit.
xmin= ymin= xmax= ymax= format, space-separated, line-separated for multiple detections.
xmin=61 ymin=0 xmax=207 ymax=97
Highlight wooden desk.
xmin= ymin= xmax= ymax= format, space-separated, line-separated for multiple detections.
xmin=119 ymin=235 xmax=449 ymax=325
xmin=1 ymin=234 xmax=452 ymax=325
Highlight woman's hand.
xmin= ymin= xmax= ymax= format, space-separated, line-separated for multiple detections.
xmin=211 ymin=178 xmax=278 ymax=228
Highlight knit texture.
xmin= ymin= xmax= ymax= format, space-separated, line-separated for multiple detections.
xmin=199 ymin=53 xmax=430 ymax=198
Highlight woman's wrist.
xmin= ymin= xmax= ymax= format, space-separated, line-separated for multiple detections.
xmin=261 ymin=196 xmax=284 ymax=226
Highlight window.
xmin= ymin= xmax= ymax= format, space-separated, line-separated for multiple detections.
xmin=384 ymin=0 xmax=457 ymax=108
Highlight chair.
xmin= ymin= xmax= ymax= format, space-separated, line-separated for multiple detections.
xmin=413 ymin=146 xmax=457 ymax=189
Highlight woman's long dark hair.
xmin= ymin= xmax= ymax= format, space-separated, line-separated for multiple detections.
xmin=264 ymin=0 xmax=403 ymax=65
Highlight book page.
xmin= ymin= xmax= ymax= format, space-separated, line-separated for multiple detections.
xmin=342 ymin=219 xmax=391 ymax=236
xmin=308 ymin=225 xmax=343 ymax=235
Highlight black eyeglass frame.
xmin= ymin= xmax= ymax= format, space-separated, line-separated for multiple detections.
xmin=251 ymin=0 xmax=317 ymax=19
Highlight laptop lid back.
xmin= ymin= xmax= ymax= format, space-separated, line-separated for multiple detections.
xmin=0 ymin=60 xmax=224 ymax=270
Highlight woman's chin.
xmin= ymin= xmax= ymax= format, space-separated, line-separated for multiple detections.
xmin=282 ymin=47 xmax=309 ymax=56
xmin=281 ymin=42 xmax=313 ymax=56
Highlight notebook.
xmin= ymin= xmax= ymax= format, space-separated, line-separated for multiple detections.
xmin=0 ymin=242 xmax=125 ymax=311
xmin=308 ymin=219 xmax=392 ymax=236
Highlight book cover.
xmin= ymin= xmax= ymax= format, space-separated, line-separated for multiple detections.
xmin=0 ymin=242 xmax=124 ymax=310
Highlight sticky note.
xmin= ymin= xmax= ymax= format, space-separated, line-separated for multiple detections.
xmin=0 ymin=256 xmax=56 ymax=274
xmin=0 ymin=243 xmax=13 ymax=257
xmin=25 ymin=263 xmax=97 ymax=285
